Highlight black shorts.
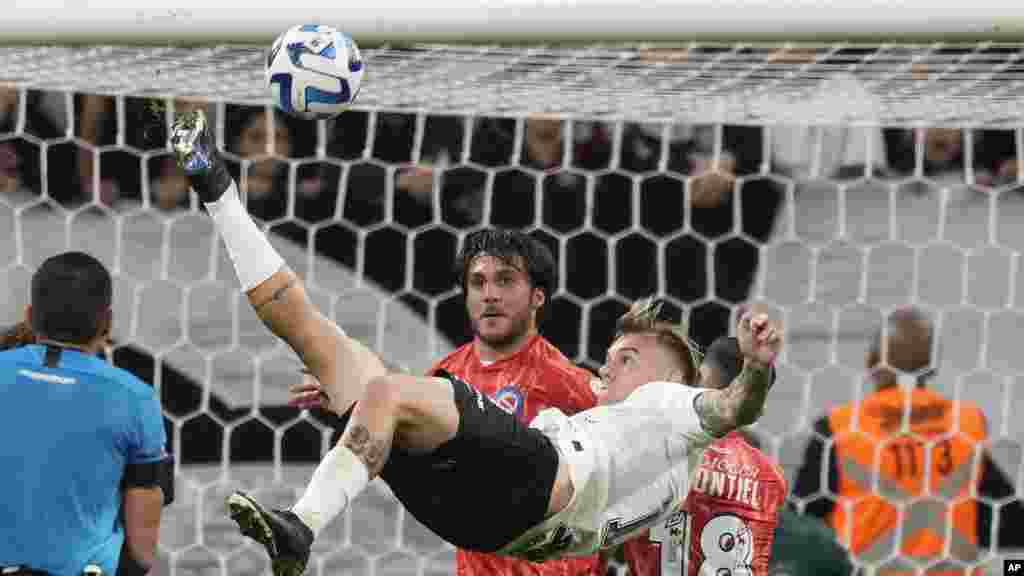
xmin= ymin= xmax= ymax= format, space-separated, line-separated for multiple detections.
xmin=332 ymin=370 xmax=560 ymax=552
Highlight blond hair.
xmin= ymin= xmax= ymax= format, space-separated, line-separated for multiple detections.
xmin=615 ymin=297 xmax=702 ymax=385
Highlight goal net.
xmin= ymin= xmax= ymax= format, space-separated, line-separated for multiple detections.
xmin=1 ymin=38 xmax=1022 ymax=576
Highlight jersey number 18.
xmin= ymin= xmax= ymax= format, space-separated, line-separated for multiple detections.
xmin=650 ymin=511 xmax=756 ymax=576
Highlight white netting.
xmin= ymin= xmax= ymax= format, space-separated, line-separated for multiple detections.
xmin=1 ymin=42 xmax=1023 ymax=576
xmin=2 ymin=43 xmax=1024 ymax=126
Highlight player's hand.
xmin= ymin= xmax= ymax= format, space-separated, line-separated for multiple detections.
xmin=736 ymin=307 xmax=782 ymax=367
xmin=169 ymin=109 xmax=233 ymax=203
xmin=288 ymin=379 xmax=330 ymax=410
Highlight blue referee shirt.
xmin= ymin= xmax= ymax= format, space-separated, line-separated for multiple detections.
xmin=0 ymin=345 xmax=167 ymax=575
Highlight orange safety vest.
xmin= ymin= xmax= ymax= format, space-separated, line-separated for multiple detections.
xmin=827 ymin=387 xmax=987 ymax=576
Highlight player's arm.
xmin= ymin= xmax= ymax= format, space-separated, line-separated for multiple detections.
xmin=243 ymin=266 xmax=387 ymax=414
xmin=171 ymin=110 xmax=387 ymax=414
xmin=119 ymin=486 xmax=162 ymax=575
xmin=119 ymin=386 xmax=169 ymax=575
xmin=694 ymin=310 xmax=781 ymax=437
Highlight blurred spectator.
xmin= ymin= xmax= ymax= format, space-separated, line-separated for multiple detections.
xmin=884 ymin=128 xmax=963 ymax=185
xmin=885 ymin=127 xmax=1022 ymax=191
xmin=76 ymin=94 xmax=122 ymax=206
xmin=223 ymin=104 xmax=334 ymax=221
xmin=0 ymin=139 xmax=19 ymax=197
xmin=148 ymin=156 xmax=190 ymax=212
xmin=393 ymin=114 xmax=613 ymax=229
xmin=791 ymin=307 xmax=1024 ymax=574
xmin=324 ymin=111 xmax=400 ymax=228
xmin=138 ymin=100 xmax=209 ymax=212
xmin=225 ymin=105 xmax=291 ymax=220
xmin=883 ymin=48 xmax=1021 ymax=191
xmin=767 ymin=48 xmax=889 ymax=181
xmin=975 ymin=130 xmax=1023 ymax=189
xmin=0 ymin=87 xmax=27 ymax=202
xmin=395 ymin=114 xmax=480 ymax=226
xmin=615 ymin=116 xmax=779 ymax=347
xmin=0 ymin=90 xmax=74 ymax=204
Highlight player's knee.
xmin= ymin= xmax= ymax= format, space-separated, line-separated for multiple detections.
xmin=362 ymin=373 xmax=405 ymax=411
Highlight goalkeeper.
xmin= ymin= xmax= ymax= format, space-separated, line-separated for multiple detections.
xmin=171 ymin=110 xmax=781 ymax=576
xmin=0 ymin=252 xmax=171 ymax=576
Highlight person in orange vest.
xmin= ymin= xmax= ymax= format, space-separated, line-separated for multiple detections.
xmin=791 ymin=307 xmax=1023 ymax=575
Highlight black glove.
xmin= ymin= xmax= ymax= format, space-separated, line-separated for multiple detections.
xmin=169 ymin=110 xmax=233 ymax=203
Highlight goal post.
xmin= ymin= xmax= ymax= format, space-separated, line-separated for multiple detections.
xmin=1 ymin=5 xmax=1023 ymax=575
xmin=4 ymin=0 xmax=1024 ymax=45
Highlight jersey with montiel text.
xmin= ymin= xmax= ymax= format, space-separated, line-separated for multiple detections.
xmin=643 ymin=432 xmax=787 ymax=576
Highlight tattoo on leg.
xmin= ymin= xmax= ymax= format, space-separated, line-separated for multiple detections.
xmin=343 ymin=424 xmax=391 ymax=477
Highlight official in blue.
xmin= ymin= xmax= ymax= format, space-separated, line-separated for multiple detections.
xmin=0 ymin=252 xmax=170 ymax=576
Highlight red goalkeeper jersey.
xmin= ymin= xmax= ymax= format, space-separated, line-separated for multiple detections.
xmin=427 ymin=334 xmax=601 ymax=576
xmin=622 ymin=432 xmax=787 ymax=576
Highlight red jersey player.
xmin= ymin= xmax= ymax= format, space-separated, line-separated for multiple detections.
xmin=429 ymin=230 xmax=598 ymax=575
xmin=292 ymin=228 xmax=600 ymax=576
xmin=622 ymin=335 xmax=787 ymax=576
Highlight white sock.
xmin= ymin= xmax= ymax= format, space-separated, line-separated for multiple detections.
xmin=203 ymin=181 xmax=285 ymax=292
xmin=291 ymin=444 xmax=370 ymax=537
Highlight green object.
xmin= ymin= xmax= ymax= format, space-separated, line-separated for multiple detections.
xmin=769 ymin=508 xmax=854 ymax=576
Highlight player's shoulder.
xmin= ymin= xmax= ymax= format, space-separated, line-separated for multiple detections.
xmin=85 ymin=356 xmax=158 ymax=400
xmin=0 ymin=346 xmax=30 ymax=362
xmin=429 ymin=342 xmax=476 ymax=374
xmin=947 ymin=395 xmax=988 ymax=438
xmin=526 ymin=337 xmax=595 ymax=384
xmin=924 ymin=386 xmax=986 ymax=419
xmin=720 ymin=434 xmax=784 ymax=472
xmin=911 ymin=387 xmax=988 ymax=437
xmin=0 ymin=346 xmax=156 ymax=400
xmin=715 ymin=434 xmax=788 ymax=497
xmin=751 ymin=445 xmax=787 ymax=487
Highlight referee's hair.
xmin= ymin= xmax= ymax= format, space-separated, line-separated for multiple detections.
xmin=30 ymin=251 xmax=113 ymax=346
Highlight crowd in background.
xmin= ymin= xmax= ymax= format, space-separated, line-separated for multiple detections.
xmin=2 ymin=68 xmax=1023 ymax=572
xmin=1 ymin=85 xmax=1021 ymax=354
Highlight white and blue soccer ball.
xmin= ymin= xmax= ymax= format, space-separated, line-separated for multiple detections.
xmin=265 ymin=24 xmax=364 ymax=121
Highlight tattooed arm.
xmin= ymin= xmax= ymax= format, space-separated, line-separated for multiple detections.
xmin=246 ymin=268 xmax=389 ymax=417
xmin=695 ymin=360 xmax=774 ymax=437
xmin=694 ymin=310 xmax=782 ymax=437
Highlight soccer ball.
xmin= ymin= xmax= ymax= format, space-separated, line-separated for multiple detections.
xmin=265 ymin=24 xmax=364 ymax=121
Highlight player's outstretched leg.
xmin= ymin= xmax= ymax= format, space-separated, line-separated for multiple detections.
xmin=226 ymin=492 xmax=314 ymax=576
xmin=171 ymin=109 xmax=315 ymax=575
xmin=230 ymin=372 xmax=460 ymax=573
